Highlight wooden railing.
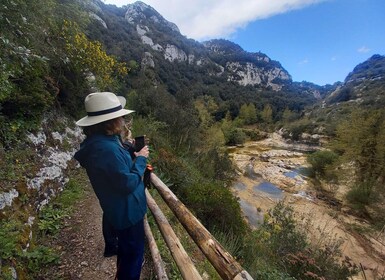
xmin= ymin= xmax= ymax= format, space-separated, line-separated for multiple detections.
xmin=144 ymin=173 xmax=254 ymax=280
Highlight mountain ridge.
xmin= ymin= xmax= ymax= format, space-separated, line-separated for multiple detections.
xmin=90 ymin=0 xmax=384 ymax=109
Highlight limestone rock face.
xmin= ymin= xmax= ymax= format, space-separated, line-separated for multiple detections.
xmin=125 ymin=2 xmax=179 ymax=33
xmin=164 ymin=44 xmax=187 ymax=62
xmin=141 ymin=52 xmax=155 ymax=68
xmin=136 ymin=25 xmax=164 ymax=51
xmin=136 ymin=24 xmax=149 ymax=35
xmin=89 ymin=12 xmax=107 ymax=29
xmin=119 ymin=3 xmax=321 ymax=93
xmin=226 ymin=62 xmax=290 ymax=90
xmin=141 ymin=35 xmax=154 ymax=46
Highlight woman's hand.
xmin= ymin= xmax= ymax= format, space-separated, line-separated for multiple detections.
xmin=134 ymin=145 xmax=149 ymax=158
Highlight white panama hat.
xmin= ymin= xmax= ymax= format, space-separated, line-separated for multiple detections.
xmin=76 ymin=92 xmax=134 ymax=127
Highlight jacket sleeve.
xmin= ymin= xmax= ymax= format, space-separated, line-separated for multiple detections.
xmin=101 ymin=148 xmax=147 ymax=195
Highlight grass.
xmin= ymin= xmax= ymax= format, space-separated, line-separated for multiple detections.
xmin=38 ymin=179 xmax=85 ymax=236
xmin=0 ymin=175 xmax=87 ymax=279
xmin=146 ymin=188 xmax=222 ymax=280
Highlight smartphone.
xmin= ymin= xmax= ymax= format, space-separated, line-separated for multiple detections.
xmin=134 ymin=136 xmax=145 ymax=152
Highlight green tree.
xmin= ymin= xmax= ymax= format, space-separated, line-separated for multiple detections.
xmin=261 ymin=104 xmax=273 ymax=124
xmin=282 ymin=107 xmax=298 ymax=123
xmin=307 ymin=150 xmax=338 ymax=179
xmin=239 ymin=103 xmax=257 ymax=125
xmin=194 ymin=95 xmax=218 ymax=129
xmin=331 ymin=109 xmax=385 ymax=213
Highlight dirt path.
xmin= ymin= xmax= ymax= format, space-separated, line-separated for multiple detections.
xmin=43 ymin=184 xmax=117 ymax=279
xmin=42 ymin=182 xmax=152 ymax=280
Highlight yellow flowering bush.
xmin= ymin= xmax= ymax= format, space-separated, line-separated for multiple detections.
xmin=61 ymin=20 xmax=128 ymax=89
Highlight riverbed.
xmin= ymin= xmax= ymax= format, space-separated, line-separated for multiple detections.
xmin=228 ymin=132 xmax=385 ymax=280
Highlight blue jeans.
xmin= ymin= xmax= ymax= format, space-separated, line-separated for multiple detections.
xmin=102 ymin=213 xmax=118 ymax=253
xmin=116 ymin=219 xmax=145 ymax=280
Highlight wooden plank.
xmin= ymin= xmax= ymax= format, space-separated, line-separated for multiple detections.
xmin=145 ymin=189 xmax=203 ymax=280
xmin=144 ymin=216 xmax=169 ymax=280
xmin=150 ymin=173 xmax=254 ymax=280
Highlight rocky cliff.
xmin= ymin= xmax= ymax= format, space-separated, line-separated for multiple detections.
xmin=96 ymin=1 xmax=307 ymax=93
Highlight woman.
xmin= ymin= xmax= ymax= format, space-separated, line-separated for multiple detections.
xmin=74 ymin=92 xmax=149 ymax=280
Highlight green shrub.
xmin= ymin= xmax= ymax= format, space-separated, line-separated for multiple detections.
xmin=253 ymin=269 xmax=296 ymax=280
xmin=241 ymin=202 xmax=352 ymax=280
xmin=224 ymin=127 xmax=247 ymax=145
xmin=180 ymin=181 xmax=247 ymax=236
xmin=38 ymin=179 xmax=84 ymax=236
xmin=38 ymin=205 xmax=69 ymax=236
xmin=0 ymin=220 xmax=21 ymax=260
xmin=284 ymin=118 xmax=316 ymax=141
xmin=243 ymin=128 xmax=268 ymax=141
xmin=307 ymin=150 xmax=338 ymax=179
xmin=23 ymin=246 xmax=59 ymax=273
xmin=346 ymin=180 xmax=375 ymax=209
xmin=196 ymin=148 xmax=235 ymax=181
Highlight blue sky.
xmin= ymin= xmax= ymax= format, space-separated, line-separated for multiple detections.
xmin=103 ymin=0 xmax=385 ymax=85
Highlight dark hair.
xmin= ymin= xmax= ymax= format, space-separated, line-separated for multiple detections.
xmin=83 ymin=117 xmax=123 ymax=137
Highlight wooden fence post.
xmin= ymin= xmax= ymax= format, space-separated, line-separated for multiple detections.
xmin=144 ymin=216 xmax=169 ymax=280
xmin=146 ymin=189 xmax=203 ymax=280
xmin=150 ymin=173 xmax=254 ymax=280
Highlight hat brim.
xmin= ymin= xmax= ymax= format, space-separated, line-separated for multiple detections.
xmin=76 ymin=94 xmax=134 ymax=127
xmin=76 ymin=108 xmax=134 ymax=127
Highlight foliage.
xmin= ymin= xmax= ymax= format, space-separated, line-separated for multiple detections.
xmin=179 ymin=180 xmax=247 ymax=235
xmin=38 ymin=179 xmax=84 ymax=236
xmin=38 ymin=205 xmax=69 ymax=235
xmin=221 ymin=112 xmax=247 ymax=145
xmin=253 ymin=269 xmax=296 ymax=280
xmin=261 ymin=104 xmax=273 ymax=124
xmin=196 ymin=147 xmax=234 ymax=181
xmin=194 ymin=95 xmax=219 ymax=128
xmin=282 ymin=107 xmax=300 ymax=123
xmin=330 ymin=108 xmax=385 ymax=217
xmin=307 ymin=150 xmax=339 ymax=179
xmin=283 ymin=117 xmax=317 ymax=141
xmin=0 ymin=219 xmax=59 ymax=277
xmin=61 ymin=20 xmax=129 ymax=90
xmin=23 ymin=246 xmax=59 ymax=273
xmin=238 ymin=103 xmax=257 ymax=125
xmin=346 ymin=180 xmax=376 ymax=211
xmin=0 ymin=219 xmax=21 ymax=260
xmin=241 ymin=202 xmax=353 ymax=280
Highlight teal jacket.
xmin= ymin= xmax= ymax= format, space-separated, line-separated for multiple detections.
xmin=74 ymin=134 xmax=147 ymax=230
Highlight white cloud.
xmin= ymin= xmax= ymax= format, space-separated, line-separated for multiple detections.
xmin=357 ymin=46 xmax=371 ymax=53
xmin=102 ymin=0 xmax=326 ymax=40
xmin=298 ymin=59 xmax=309 ymax=65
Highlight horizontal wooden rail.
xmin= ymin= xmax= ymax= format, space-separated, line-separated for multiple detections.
xmin=150 ymin=173 xmax=253 ymax=280
xmin=146 ymin=189 xmax=203 ymax=280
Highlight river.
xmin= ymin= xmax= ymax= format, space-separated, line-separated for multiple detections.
xmin=228 ymin=132 xmax=385 ymax=280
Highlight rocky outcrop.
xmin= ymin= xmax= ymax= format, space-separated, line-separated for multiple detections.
xmin=0 ymin=115 xmax=84 ymax=261
xmin=226 ymin=62 xmax=290 ymax=90
xmin=141 ymin=51 xmax=155 ymax=68
xmin=89 ymin=12 xmax=107 ymax=29
xmin=164 ymin=44 xmax=187 ymax=62
xmin=125 ymin=1 xmax=179 ymax=33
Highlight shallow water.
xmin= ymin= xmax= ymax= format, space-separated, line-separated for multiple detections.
xmin=238 ymin=198 xmax=264 ymax=227
xmin=254 ymin=182 xmax=284 ymax=199
xmin=233 ymin=181 xmax=247 ymax=191
xmin=283 ymin=167 xmax=311 ymax=179
xmin=284 ymin=170 xmax=298 ymax=178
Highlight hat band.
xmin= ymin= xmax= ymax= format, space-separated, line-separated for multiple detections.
xmin=87 ymin=105 xmax=122 ymax=116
